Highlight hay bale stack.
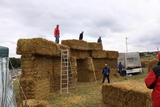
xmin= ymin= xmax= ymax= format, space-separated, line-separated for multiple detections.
xmin=61 ymin=39 xmax=89 ymax=50
xmin=106 ymin=51 xmax=119 ymax=59
xmin=88 ymin=42 xmax=103 ymax=50
xmin=17 ymin=38 xmax=69 ymax=56
xmin=70 ymin=49 xmax=91 ymax=59
xmin=61 ymin=40 xmax=103 ymax=51
xmin=92 ymin=58 xmax=118 ymax=80
xmin=20 ymin=77 xmax=35 ymax=99
xmin=148 ymin=60 xmax=158 ymax=71
xmin=77 ymin=57 xmax=95 ymax=82
xmin=102 ymin=80 xmax=152 ymax=107
xmin=20 ymin=55 xmax=54 ymax=100
xmin=91 ymin=50 xmax=107 ymax=58
xmin=22 ymin=99 xmax=50 ymax=107
xmin=141 ymin=60 xmax=150 ymax=68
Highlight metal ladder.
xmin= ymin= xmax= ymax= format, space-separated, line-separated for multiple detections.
xmin=60 ymin=49 xmax=70 ymax=94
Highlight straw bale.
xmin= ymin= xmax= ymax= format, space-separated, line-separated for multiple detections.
xmin=61 ymin=39 xmax=89 ymax=50
xmin=106 ymin=51 xmax=119 ymax=59
xmin=88 ymin=42 xmax=103 ymax=50
xmin=148 ymin=59 xmax=158 ymax=71
xmin=17 ymin=38 xmax=69 ymax=56
xmin=141 ymin=60 xmax=150 ymax=68
xmin=93 ymin=58 xmax=118 ymax=80
xmin=91 ymin=50 xmax=107 ymax=58
xmin=22 ymin=99 xmax=50 ymax=107
xmin=70 ymin=49 xmax=91 ymax=59
xmin=77 ymin=57 xmax=95 ymax=82
xmin=102 ymin=80 xmax=152 ymax=107
xmin=20 ymin=77 xmax=35 ymax=100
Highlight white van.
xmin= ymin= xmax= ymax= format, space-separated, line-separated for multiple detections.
xmin=118 ymin=52 xmax=142 ymax=74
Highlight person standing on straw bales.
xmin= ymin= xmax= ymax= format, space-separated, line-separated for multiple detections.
xmin=145 ymin=52 xmax=160 ymax=107
xmin=97 ymin=36 xmax=102 ymax=43
xmin=102 ymin=64 xmax=110 ymax=83
xmin=54 ymin=25 xmax=60 ymax=43
xmin=79 ymin=31 xmax=83 ymax=40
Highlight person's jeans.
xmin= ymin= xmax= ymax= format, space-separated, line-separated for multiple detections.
xmin=55 ymin=35 xmax=59 ymax=43
xmin=102 ymin=74 xmax=110 ymax=83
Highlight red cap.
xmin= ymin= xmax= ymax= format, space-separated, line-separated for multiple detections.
xmin=157 ymin=52 xmax=160 ymax=59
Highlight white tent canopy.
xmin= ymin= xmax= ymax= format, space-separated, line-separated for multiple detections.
xmin=0 ymin=46 xmax=17 ymax=107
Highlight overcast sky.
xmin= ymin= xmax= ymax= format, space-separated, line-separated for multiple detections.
xmin=0 ymin=0 xmax=160 ymax=57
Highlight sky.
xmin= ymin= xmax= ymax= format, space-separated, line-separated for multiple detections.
xmin=0 ymin=0 xmax=160 ymax=57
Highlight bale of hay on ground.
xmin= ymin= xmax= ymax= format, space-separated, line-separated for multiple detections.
xmin=17 ymin=38 xmax=69 ymax=56
xmin=77 ymin=57 xmax=95 ymax=82
xmin=88 ymin=42 xmax=103 ymax=50
xmin=148 ymin=59 xmax=158 ymax=71
xmin=141 ymin=60 xmax=150 ymax=68
xmin=91 ymin=50 xmax=107 ymax=58
xmin=102 ymin=80 xmax=152 ymax=107
xmin=70 ymin=49 xmax=91 ymax=59
xmin=61 ymin=39 xmax=89 ymax=50
xmin=22 ymin=99 xmax=50 ymax=107
xmin=106 ymin=51 xmax=119 ymax=59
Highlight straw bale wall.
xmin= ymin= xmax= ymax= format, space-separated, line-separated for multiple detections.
xmin=61 ymin=40 xmax=103 ymax=51
xmin=77 ymin=57 xmax=95 ymax=82
xmin=88 ymin=42 xmax=103 ymax=50
xmin=148 ymin=60 xmax=158 ymax=71
xmin=102 ymin=80 xmax=152 ymax=107
xmin=92 ymin=58 xmax=118 ymax=80
xmin=70 ymin=49 xmax=91 ymax=59
xmin=141 ymin=60 xmax=150 ymax=68
xmin=17 ymin=38 xmax=69 ymax=56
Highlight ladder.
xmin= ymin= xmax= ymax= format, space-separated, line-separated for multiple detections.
xmin=60 ymin=49 xmax=70 ymax=94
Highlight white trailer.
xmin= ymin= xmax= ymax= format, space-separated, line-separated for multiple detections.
xmin=118 ymin=52 xmax=142 ymax=74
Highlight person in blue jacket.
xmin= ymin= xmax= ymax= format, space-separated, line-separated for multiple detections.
xmin=102 ymin=64 xmax=110 ymax=83
xmin=118 ymin=62 xmax=123 ymax=75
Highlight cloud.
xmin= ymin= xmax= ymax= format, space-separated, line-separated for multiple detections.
xmin=1 ymin=0 xmax=160 ymax=57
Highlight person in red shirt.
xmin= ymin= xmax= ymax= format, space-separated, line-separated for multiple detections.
xmin=54 ymin=25 xmax=60 ymax=43
xmin=145 ymin=52 xmax=160 ymax=107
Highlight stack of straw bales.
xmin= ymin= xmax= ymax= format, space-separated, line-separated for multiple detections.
xmin=148 ymin=60 xmax=158 ymax=71
xmin=61 ymin=40 xmax=103 ymax=59
xmin=62 ymin=39 xmax=119 ymax=82
xmin=77 ymin=57 xmax=95 ymax=82
xmin=17 ymin=38 xmax=69 ymax=56
xmin=141 ymin=60 xmax=150 ymax=68
xmin=17 ymin=38 xmax=76 ymax=101
xmin=22 ymin=99 xmax=50 ymax=107
xmin=102 ymin=80 xmax=152 ymax=107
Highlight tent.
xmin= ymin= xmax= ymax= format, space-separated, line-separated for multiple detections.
xmin=0 ymin=46 xmax=17 ymax=107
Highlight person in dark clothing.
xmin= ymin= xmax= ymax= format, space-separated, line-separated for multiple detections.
xmin=118 ymin=62 xmax=123 ymax=75
xmin=102 ymin=64 xmax=110 ymax=83
xmin=97 ymin=36 xmax=102 ymax=43
xmin=79 ymin=32 xmax=83 ymax=40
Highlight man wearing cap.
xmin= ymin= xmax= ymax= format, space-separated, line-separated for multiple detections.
xmin=145 ymin=52 xmax=160 ymax=107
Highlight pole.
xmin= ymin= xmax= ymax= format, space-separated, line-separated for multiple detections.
xmin=126 ymin=37 xmax=128 ymax=53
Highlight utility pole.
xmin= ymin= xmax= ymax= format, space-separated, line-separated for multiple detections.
xmin=126 ymin=37 xmax=128 ymax=53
